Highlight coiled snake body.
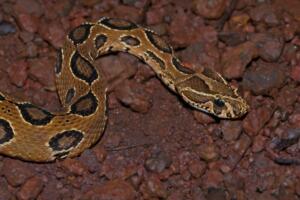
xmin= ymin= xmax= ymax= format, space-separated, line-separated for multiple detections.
xmin=0 ymin=18 xmax=249 ymax=162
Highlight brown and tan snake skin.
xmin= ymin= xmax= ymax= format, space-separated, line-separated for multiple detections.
xmin=0 ymin=17 xmax=249 ymax=162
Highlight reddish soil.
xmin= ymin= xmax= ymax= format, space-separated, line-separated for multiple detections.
xmin=0 ymin=0 xmax=300 ymax=199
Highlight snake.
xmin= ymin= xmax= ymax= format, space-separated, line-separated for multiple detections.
xmin=0 ymin=17 xmax=249 ymax=162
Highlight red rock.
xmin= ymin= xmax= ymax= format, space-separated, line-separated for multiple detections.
xmin=38 ymin=180 xmax=61 ymax=200
xmin=198 ymin=143 xmax=219 ymax=161
xmin=38 ymin=21 xmax=66 ymax=48
xmin=250 ymin=33 xmax=284 ymax=62
xmin=144 ymin=152 xmax=172 ymax=173
xmin=17 ymin=13 xmax=39 ymax=33
xmin=7 ymin=60 xmax=28 ymax=87
xmin=188 ymin=159 xmax=206 ymax=178
xmin=243 ymin=106 xmax=274 ymax=135
xmin=228 ymin=13 xmax=251 ymax=31
xmin=233 ymin=133 xmax=251 ymax=156
xmin=218 ymin=32 xmax=247 ymax=46
xmin=146 ymin=6 xmax=166 ymax=25
xmin=201 ymin=170 xmax=224 ymax=189
xmin=2 ymin=159 xmax=34 ymax=187
xmin=60 ymin=158 xmax=87 ymax=176
xmin=290 ymin=65 xmax=300 ymax=82
xmin=84 ymin=179 xmax=136 ymax=200
xmin=140 ymin=175 xmax=167 ymax=199
xmin=115 ymin=80 xmax=152 ymax=113
xmin=221 ymin=42 xmax=257 ymax=79
xmin=275 ymin=85 xmax=298 ymax=109
xmin=14 ymin=0 xmax=43 ymax=17
xmin=169 ymin=10 xmax=215 ymax=47
xmin=221 ymin=120 xmax=243 ymax=141
xmin=206 ymin=187 xmax=226 ymax=200
xmin=80 ymin=0 xmax=101 ymax=6
xmin=249 ymin=4 xmax=279 ymax=26
xmin=0 ymin=21 xmax=17 ymax=36
xmin=193 ymin=111 xmax=215 ymax=124
xmin=242 ymin=61 xmax=286 ymax=95
xmin=17 ymin=176 xmax=44 ymax=200
xmin=288 ymin=112 xmax=300 ymax=128
xmin=252 ymin=134 xmax=267 ymax=153
xmin=78 ymin=149 xmax=100 ymax=173
xmin=192 ymin=0 xmax=227 ymax=19
xmin=179 ymin=42 xmax=221 ymax=72
xmin=0 ymin=177 xmax=11 ymax=200
xmin=92 ymin=145 xmax=107 ymax=163
xmin=28 ymin=57 xmax=55 ymax=87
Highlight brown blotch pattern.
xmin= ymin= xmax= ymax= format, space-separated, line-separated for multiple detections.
xmin=95 ymin=34 xmax=107 ymax=49
xmin=146 ymin=51 xmax=165 ymax=70
xmin=70 ymin=91 xmax=98 ymax=116
xmin=70 ymin=51 xmax=98 ymax=84
xmin=145 ymin=30 xmax=172 ymax=54
xmin=172 ymin=57 xmax=194 ymax=74
xmin=17 ymin=103 xmax=54 ymax=126
xmin=55 ymin=49 xmax=63 ymax=75
xmin=0 ymin=119 xmax=14 ymax=145
xmin=99 ymin=17 xmax=138 ymax=30
xmin=121 ymin=35 xmax=140 ymax=46
xmin=49 ymin=130 xmax=83 ymax=151
xmin=68 ymin=24 xmax=92 ymax=45
xmin=65 ymin=88 xmax=75 ymax=104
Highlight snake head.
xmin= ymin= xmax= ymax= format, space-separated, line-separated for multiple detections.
xmin=175 ymin=68 xmax=249 ymax=119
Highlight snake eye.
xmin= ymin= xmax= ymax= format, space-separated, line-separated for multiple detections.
xmin=213 ymin=98 xmax=225 ymax=107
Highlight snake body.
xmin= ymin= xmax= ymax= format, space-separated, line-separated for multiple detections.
xmin=0 ymin=17 xmax=249 ymax=162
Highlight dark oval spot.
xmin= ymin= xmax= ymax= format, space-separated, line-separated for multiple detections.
xmin=121 ymin=35 xmax=140 ymax=46
xmin=70 ymin=91 xmax=98 ymax=116
xmin=17 ymin=103 xmax=54 ymax=126
xmin=70 ymin=51 xmax=98 ymax=84
xmin=49 ymin=130 xmax=84 ymax=151
xmin=65 ymin=88 xmax=75 ymax=104
xmin=146 ymin=51 xmax=165 ymax=70
xmin=68 ymin=24 xmax=92 ymax=45
xmin=95 ymin=34 xmax=107 ymax=49
xmin=99 ymin=17 xmax=138 ymax=30
xmin=0 ymin=119 xmax=14 ymax=144
xmin=0 ymin=93 xmax=5 ymax=101
xmin=145 ymin=30 xmax=172 ymax=54
xmin=214 ymin=98 xmax=225 ymax=107
xmin=172 ymin=57 xmax=194 ymax=74
xmin=55 ymin=49 xmax=63 ymax=74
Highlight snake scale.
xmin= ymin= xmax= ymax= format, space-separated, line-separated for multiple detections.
xmin=0 ymin=17 xmax=249 ymax=162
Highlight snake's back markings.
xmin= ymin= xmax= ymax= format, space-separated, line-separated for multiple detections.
xmin=69 ymin=24 xmax=93 ymax=45
xmin=49 ymin=130 xmax=84 ymax=152
xmin=172 ymin=57 xmax=194 ymax=74
xmin=70 ymin=51 xmax=98 ymax=84
xmin=121 ymin=35 xmax=140 ymax=46
xmin=65 ymin=88 xmax=75 ymax=104
xmin=94 ymin=34 xmax=108 ymax=49
xmin=0 ymin=119 xmax=14 ymax=145
xmin=0 ymin=17 xmax=249 ymax=162
xmin=145 ymin=51 xmax=166 ymax=70
xmin=17 ymin=103 xmax=54 ymax=126
xmin=55 ymin=49 xmax=63 ymax=75
xmin=0 ymin=93 xmax=5 ymax=101
xmin=145 ymin=30 xmax=172 ymax=54
xmin=70 ymin=91 xmax=98 ymax=116
xmin=99 ymin=17 xmax=138 ymax=30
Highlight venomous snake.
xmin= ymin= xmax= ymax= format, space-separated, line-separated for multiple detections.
xmin=0 ymin=17 xmax=249 ymax=162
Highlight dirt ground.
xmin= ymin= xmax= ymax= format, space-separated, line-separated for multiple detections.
xmin=0 ymin=0 xmax=300 ymax=199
